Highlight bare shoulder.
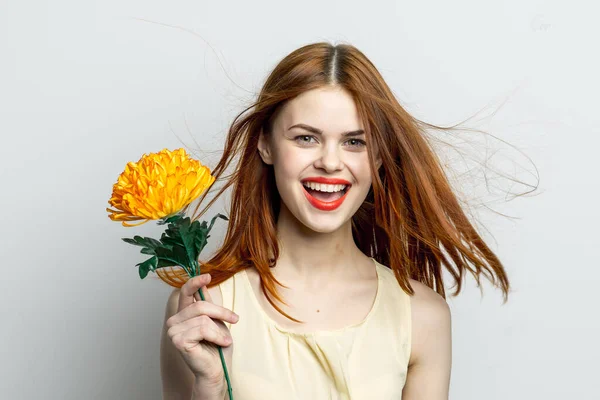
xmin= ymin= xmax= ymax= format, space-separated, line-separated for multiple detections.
xmin=400 ymin=279 xmax=452 ymax=398
xmin=406 ymin=278 xmax=452 ymax=366
xmin=407 ymin=278 xmax=451 ymax=320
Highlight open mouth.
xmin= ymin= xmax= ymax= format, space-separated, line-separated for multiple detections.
xmin=301 ymin=183 xmax=350 ymax=203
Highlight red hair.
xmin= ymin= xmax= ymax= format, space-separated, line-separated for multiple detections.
xmin=157 ymin=42 xmax=512 ymax=323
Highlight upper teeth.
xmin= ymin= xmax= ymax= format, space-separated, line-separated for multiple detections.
xmin=303 ymin=182 xmax=347 ymax=192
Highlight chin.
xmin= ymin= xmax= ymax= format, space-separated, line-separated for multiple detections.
xmin=298 ymin=212 xmax=351 ymax=234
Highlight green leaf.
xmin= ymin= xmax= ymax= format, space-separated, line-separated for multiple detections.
xmin=122 ymin=235 xmax=162 ymax=249
xmin=208 ymin=214 xmax=229 ymax=233
xmin=159 ymin=235 xmax=180 ymax=249
xmin=122 ymin=236 xmax=144 ymax=246
xmin=163 ymin=220 xmax=182 ymax=235
xmin=188 ymin=221 xmax=206 ymax=259
xmin=171 ymin=244 xmax=191 ymax=267
xmin=156 ymin=258 xmax=179 ymax=269
xmin=123 ymin=235 xmax=167 ymax=260
xmin=194 ymin=229 xmax=208 ymax=258
xmin=155 ymin=245 xmax=189 ymax=269
xmin=145 ymin=237 xmax=163 ymax=247
xmin=122 ymin=213 xmax=228 ymax=279
xmin=178 ymin=217 xmax=198 ymax=267
xmin=136 ymin=256 xmax=157 ymax=279
xmin=157 ymin=212 xmax=184 ymax=226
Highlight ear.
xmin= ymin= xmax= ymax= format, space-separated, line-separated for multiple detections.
xmin=371 ymin=147 xmax=383 ymax=171
xmin=257 ymin=129 xmax=274 ymax=165
xmin=375 ymin=156 xmax=383 ymax=171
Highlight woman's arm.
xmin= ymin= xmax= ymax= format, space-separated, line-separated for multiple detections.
xmin=402 ymin=279 xmax=452 ymax=400
xmin=160 ymin=285 xmax=225 ymax=400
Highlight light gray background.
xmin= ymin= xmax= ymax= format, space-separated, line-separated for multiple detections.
xmin=1 ymin=1 xmax=598 ymax=399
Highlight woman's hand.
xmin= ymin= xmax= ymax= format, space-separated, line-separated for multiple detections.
xmin=165 ymin=273 xmax=239 ymax=387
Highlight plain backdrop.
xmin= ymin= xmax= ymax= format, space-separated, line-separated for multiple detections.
xmin=1 ymin=1 xmax=598 ymax=399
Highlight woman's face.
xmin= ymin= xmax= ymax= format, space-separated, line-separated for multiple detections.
xmin=258 ymin=86 xmax=381 ymax=233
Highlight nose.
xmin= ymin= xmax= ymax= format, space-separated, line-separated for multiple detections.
xmin=314 ymin=143 xmax=343 ymax=172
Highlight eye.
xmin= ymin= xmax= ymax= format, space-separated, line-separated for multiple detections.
xmin=345 ymin=138 xmax=366 ymax=148
xmin=294 ymin=135 xmax=317 ymax=145
xmin=293 ymin=135 xmax=367 ymax=149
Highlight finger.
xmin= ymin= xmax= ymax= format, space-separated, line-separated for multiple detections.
xmin=168 ymin=300 xmax=239 ymax=328
xmin=178 ymin=274 xmax=211 ymax=312
xmin=171 ymin=317 xmax=232 ymax=351
xmin=182 ymin=321 xmax=233 ymax=349
xmin=168 ymin=313 xmax=234 ymax=343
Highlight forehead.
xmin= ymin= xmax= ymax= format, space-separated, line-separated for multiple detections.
xmin=276 ymin=87 xmax=363 ymax=133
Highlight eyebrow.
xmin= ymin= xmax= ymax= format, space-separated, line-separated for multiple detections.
xmin=288 ymin=123 xmax=365 ymax=137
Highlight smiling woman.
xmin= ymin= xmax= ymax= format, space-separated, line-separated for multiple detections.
xmin=158 ymin=42 xmax=510 ymax=400
xmin=256 ymin=86 xmax=380 ymax=225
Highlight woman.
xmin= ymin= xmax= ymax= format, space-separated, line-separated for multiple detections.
xmin=159 ymin=42 xmax=510 ymax=400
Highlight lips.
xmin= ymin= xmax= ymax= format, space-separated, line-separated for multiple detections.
xmin=301 ymin=182 xmax=350 ymax=211
xmin=300 ymin=177 xmax=351 ymax=185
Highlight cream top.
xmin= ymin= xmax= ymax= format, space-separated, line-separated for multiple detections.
xmin=219 ymin=257 xmax=412 ymax=399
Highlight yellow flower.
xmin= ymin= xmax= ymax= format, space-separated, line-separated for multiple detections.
xmin=106 ymin=148 xmax=215 ymax=227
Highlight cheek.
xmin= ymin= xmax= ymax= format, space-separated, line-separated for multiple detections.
xmin=273 ymin=147 xmax=311 ymax=176
xmin=347 ymin=158 xmax=373 ymax=180
xmin=271 ymin=151 xmax=301 ymax=193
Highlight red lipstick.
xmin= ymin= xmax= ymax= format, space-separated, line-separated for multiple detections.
xmin=301 ymin=177 xmax=351 ymax=185
xmin=301 ymin=177 xmax=351 ymax=211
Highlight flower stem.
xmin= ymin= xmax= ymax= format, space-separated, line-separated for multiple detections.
xmin=188 ymin=259 xmax=233 ymax=399
xmin=196 ymin=286 xmax=234 ymax=400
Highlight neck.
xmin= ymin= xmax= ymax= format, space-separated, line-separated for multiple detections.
xmin=271 ymin=204 xmax=367 ymax=285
